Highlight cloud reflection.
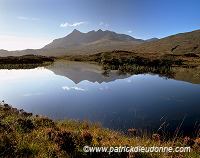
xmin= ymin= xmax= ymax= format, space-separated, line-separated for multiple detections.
xmin=99 ymin=86 xmax=109 ymax=91
xmin=62 ymin=86 xmax=87 ymax=91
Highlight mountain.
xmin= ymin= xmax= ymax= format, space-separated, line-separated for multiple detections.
xmin=126 ymin=29 xmax=200 ymax=54
xmin=145 ymin=38 xmax=159 ymax=42
xmin=43 ymin=29 xmax=144 ymax=49
xmin=1 ymin=29 xmax=147 ymax=57
xmin=2 ymin=29 xmax=199 ymax=57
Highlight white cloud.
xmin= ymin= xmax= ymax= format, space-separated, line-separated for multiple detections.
xmin=127 ymin=30 xmax=132 ymax=34
xmin=0 ymin=35 xmax=52 ymax=51
xmin=60 ymin=23 xmax=68 ymax=27
xmin=18 ymin=16 xmax=40 ymax=21
xmin=60 ymin=21 xmax=87 ymax=28
xmin=99 ymin=22 xmax=104 ymax=26
xmin=99 ymin=22 xmax=109 ymax=27
xmin=62 ymin=86 xmax=87 ymax=91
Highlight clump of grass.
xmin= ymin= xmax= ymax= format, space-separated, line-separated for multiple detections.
xmin=82 ymin=130 xmax=93 ymax=144
xmin=152 ymin=133 xmax=161 ymax=141
xmin=128 ymin=128 xmax=137 ymax=137
xmin=53 ymin=129 xmax=77 ymax=153
xmin=0 ymin=102 xmax=199 ymax=157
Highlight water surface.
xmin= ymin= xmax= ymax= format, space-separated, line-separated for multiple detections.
xmin=0 ymin=61 xmax=200 ymax=135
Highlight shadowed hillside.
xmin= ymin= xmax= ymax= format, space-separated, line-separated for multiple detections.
xmin=126 ymin=29 xmax=200 ymax=54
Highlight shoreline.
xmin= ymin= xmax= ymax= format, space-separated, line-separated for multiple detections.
xmin=0 ymin=55 xmax=54 ymax=64
xmin=0 ymin=102 xmax=199 ymax=157
xmin=0 ymin=51 xmax=200 ymax=67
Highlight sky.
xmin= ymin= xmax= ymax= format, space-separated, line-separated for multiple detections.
xmin=0 ymin=0 xmax=200 ymax=51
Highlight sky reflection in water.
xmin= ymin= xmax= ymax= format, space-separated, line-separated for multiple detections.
xmin=0 ymin=62 xmax=200 ymax=135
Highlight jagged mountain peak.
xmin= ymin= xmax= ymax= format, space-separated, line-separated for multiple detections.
xmin=97 ymin=29 xmax=103 ymax=32
xmin=71 ymin=29 xmax=82 ymax=34
xmin=43 ymin=29 xmax=144 ymax=49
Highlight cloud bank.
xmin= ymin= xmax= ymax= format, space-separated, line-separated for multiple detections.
xmin=60 ymin=21 xmax=87 ymax=27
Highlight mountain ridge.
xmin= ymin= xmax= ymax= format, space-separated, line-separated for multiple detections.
xmin=43 ymin=29 xmax=144 ymax=49
xmin=1 ymin=29 xmax=199 ymax=57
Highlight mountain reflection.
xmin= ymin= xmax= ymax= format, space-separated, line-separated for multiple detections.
xmin=1 ymin=60 xmax=199 ymax=85
xmin=46 ymin=61 xmax=131 ymax=84
xmin=46 ymin=60 xmax=200 ymax=85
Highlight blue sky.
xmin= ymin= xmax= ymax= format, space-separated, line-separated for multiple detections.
xmin=0 ymin=0 xmax=200 ymax=50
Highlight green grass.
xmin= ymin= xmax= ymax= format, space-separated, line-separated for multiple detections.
xmin=0 ymin=103 xmax=199 ymax=158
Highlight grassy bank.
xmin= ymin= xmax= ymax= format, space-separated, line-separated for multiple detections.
xmin=0 ymin=55 xmax=54 ymax=69
xmin=0 ymin=103 xmax=199 ymax=158
xmin=57 ymin=50 xmax=200 ymax=79
xmin=59 ymin=50 xmax=200 ymax=67
xmin=1 ymin=51 xmax=200 ymax=70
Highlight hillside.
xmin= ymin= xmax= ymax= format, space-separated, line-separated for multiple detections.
xmin=126 ymin=29 xmax=200 ymax=54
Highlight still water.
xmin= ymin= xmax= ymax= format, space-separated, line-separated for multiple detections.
xmin=0 ymin=61 xmax=200 ymax=135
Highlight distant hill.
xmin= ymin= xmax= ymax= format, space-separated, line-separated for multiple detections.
xmin=126 ymin=29 xmax=200 ymax=54
xmin=145 ymin=38 xmax=159 ymax=42
xmin=0 ymin=49 xmax=13 ymax=57
xmin=43 ymin=29 xmax=144 ymax=49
